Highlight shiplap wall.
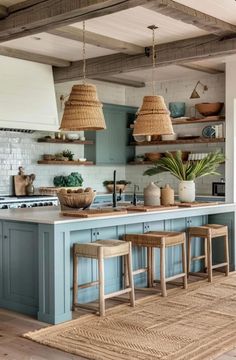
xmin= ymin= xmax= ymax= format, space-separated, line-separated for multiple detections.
xmin=0 ymin=74 xmax=225 ymax=195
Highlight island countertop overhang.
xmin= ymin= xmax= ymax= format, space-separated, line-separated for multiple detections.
xmin=0 ymin=203 xmax=235 ymax=226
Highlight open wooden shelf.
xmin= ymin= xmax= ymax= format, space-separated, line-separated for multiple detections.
xmin=128 ymin=161 xmax=154 ymax=165
xmin=130 ymin=137 xmax=225 ymax=146
xmin=130 ymin=116 xmax=225 ymax=128
xmin=37 ymin=160 xmax=94 ymax=165
xmin=37 ymin=138 xmax=93 ymax=145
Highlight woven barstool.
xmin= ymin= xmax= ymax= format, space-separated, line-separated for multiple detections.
xmin=187 ymin=224 xmax=229 ymax=282
xmin=123 ymin=231 xmax=187 ymax=297
xmin=73 ymin=239 xmax=135 ymax=316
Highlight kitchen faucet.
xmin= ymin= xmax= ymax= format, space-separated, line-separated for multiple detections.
xmin=112 ymin=170 xmax=122 ymax=208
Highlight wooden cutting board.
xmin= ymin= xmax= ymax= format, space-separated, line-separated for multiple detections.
xmin=13 ymin=175 xmax=29 ymax=196
xmin=126 ymin=205 xmax=178 ymax=212
xmin=176 ymin=201 xmax=219 ymax=207
xmin=61 ymin=208 xmax=128 ymax=218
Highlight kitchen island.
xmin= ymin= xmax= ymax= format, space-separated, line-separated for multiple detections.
xmin=0 ymin=203 xmax=235 ymax=324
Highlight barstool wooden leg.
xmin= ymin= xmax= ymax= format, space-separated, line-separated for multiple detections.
xmin=207 ymin=236 xmax=213 ymax=282
xmin=187 ymin=235 xmax=192 ymax=277
xmin=204 ymin=237 xmax=208 ymax=272
xmin=127 ymin=242 xmax=135 ymax=307
xmin=147 ymin=247 xmax=152 ymax=287
xmin=160 ymin=244 xmax=167 ymax=297
xmin=98 ymin=247 xmax=105 ymax=316
xmin=224 ymin=232 xmax=229 ymax=276
xmin=182 ymin=238 xmax=188 ymax=290
xmin=73 ymin=245 xmax=78 ymax=311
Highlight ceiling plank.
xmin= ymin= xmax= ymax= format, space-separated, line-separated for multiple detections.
xmin=47 ymin=26 xmax=144 ymax=55
xmin=0 ymin=46 xmax=70 ymax=67
xmin=179 ymin=63 xmax=224 ymax=74
xmin=144 ymin=0 xmax=236 ymax=35
xmin=0 ymin=5 xmax=7 ymax=19
xmin=53 ymin=34 xmax=236 ymax=82
xmin=0 ymin=0 xmax=153 ymax=43
xmin=91 ymin=75 xmax=145 ymax=87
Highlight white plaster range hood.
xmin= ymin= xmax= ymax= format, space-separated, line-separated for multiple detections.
xmin=0 ymin=56 xmax=59 ymax=131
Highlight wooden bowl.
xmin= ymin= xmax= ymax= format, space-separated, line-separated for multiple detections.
xmin=57 ymin=189 xmax=96 ymax=209
xmin=195 ymin=102 xmax=224 ymax=117
xmin=106 ymin=184 xmax=127 ymax=193
xmin=145 ymin=152 xmax=162 ymax=162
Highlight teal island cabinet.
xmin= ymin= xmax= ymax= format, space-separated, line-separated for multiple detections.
xmin=0 ymin=203 xmax=235 ymax=324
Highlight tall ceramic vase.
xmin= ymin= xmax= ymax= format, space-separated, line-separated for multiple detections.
xmin=178 ymin=180 xmax=195 ymax=202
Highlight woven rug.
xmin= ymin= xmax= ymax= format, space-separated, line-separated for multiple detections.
xmin=24 ymin=273 xmax=236 ymax=360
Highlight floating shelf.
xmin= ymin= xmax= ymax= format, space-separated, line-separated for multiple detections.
xmin=128 ymin=161 xmax=154 ymax=165
xmin=130 ymin=138 xmax=225 ymax=146
xmin=37 ymin=160 xmax=94 ymax=165
xmin=130 ymin=116 xmax=225 ymax=128
xmin=37 ymin=138 xmax=93 ymax=145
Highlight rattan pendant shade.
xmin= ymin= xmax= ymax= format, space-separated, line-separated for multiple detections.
xmin=59 ymin=84 xmax=106 ymax=131
xmin=133 ymin=95 xmax=174 ymax=136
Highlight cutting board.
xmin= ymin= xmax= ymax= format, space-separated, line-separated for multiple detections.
xmin=126 ymin=205 xmax=178 ymax=212
xmin=13 ymin=175 xmax=29 ymax=196
xmin=176 ymin=201 xmax=219 ymax=207
xmin=61 ymin=208 xmax=128 ymax=218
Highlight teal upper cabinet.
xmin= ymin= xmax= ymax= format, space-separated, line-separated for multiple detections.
xmin=85 ymin=103 xmax=137 ymax=164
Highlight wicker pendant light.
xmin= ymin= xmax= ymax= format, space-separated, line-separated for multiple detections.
xmin=133 ymin=26 xmax=173 ymax=136
xmin=60 ymin=22 xmax=106 ymax=131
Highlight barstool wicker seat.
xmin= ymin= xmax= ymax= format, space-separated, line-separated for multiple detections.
xmin=73 ymin=239 xmax=135 ymax=316
xmin=123 ymin=231 xmax=187 ymax=297
xmin=187 ymin=224 xmax=229 ymax=282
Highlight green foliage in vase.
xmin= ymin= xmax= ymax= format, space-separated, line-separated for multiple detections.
xmin=62 ymin=149 xmax=74 ymax=161
xmin=143 ymin=150 xmax=225 ymax=181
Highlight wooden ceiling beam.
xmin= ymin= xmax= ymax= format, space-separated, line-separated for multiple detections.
xmin=0 ymin=0 xmax=154 ymax=43
xmin=178 ymin=63 xmax=224 ymax=74
xmin=0 ymin=46 xmax=70 ymax=67
xmin=0 ymin=5 xmax=7 ymax=19
xmin=54 ymin=34 xmax=236 ymax=82
xmin=91 ymin=75 xmax=145 ymax=87
xmin=48 ymin=26 xmax=144 ymax=55
xmin=144 ymin=0 xmax=236 ymax=35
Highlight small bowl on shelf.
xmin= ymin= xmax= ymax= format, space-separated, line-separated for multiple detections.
xmin=161 ymin=133 xmax=177 ymax=141
xmin=145 ymin=152 xmax=162 ymax=162
xmin=195 ymin=102 xmax=224 ymax=117
xmin=66 ymin=133 xmax=80 ymax=141
xmin=78 ymin=158 xmax=87 ymax=163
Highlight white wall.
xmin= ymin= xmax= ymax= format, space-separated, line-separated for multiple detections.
xmin=0 ymin=74 xmax=225 ymax=195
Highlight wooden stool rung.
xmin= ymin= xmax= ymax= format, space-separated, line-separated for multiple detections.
xmin=212 ymin=262 xmax=228 ymax=269
xmin=165 ymin=273 xmax=186 ymax=283
xmin=133 ymin=268 xmax=147 ymax=275
xmin=192 ymin=255 xmax=206 ymax=261
xmin=104 ymin=287 xmax=132 ymax=300
xmin=78 ymin=280 xmax=99 ymax=289
xmin=73 ymin=303 xmax=98 ymax=312
xmin=188 ymin=271 xmax=208 ymax=278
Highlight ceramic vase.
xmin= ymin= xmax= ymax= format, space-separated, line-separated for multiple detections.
xmin=144 ymin=182 xmax=160 ymax=206
xmin=178 ymin=180 xmax=195 ymax=202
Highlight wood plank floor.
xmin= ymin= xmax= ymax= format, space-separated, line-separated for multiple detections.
xmin=1 ymin=276 xmax=235 ymax=360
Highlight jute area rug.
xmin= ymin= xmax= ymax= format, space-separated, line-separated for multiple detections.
xmin=24 ymin=273 xmax=236 ymax=360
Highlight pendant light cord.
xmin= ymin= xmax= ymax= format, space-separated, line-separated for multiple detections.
xmin=82 ymin=21 xmax=86 ymax=85
xmin=152 ymin=27 xmax=155 ymax=96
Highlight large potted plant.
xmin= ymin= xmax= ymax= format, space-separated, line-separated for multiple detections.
xmin=143 ymin=150 xmax=225 ymax=202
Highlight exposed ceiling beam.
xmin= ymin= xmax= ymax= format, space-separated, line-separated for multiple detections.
xmin=0 ymin=5 xmax=7 ymax=19
xmin=0 ymin=46 xmax=70 ymax=67
xmin=48 ymin=26 xmax=144 ymax=55
xmin=144 ymin=0 xmax=236 ymax=35
xmin=91 ymin=76 xmax=145 ymax=87
xmin=0 ymin=0 xmax=154 ymax=43
xmin=179 ymin=63 xmax=224 ymax=74
xmin=54 ymin=34 xmax=236 ymax=83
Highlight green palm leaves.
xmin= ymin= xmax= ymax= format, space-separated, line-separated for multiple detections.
xmin=143 ymin=150 xmax=225 ymax=181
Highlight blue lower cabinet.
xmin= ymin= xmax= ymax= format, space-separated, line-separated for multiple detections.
xmin=0 ymin=221 xmax=38 ymax=315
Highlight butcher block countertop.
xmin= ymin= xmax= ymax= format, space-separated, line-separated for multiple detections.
xmin=0 ymin=203 xmax=234 ymax=225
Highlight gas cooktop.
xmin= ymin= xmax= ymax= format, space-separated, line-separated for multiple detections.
xmin=0 ymin=195 xmax=58 ymax=209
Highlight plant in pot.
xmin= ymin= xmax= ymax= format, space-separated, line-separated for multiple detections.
xmin=103 ymin=180 xmax=131 ymax=193
xmin=143 ymin=150 xmax=225 ymax=202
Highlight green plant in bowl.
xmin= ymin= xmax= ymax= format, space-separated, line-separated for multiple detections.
xmin=62 ymin=149 xmax=74 ymax=161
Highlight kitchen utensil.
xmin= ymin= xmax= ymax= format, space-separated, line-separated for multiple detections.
xmin=126 ymin=205 xmax=178 ymax=211
xmin=169 ymin=102 xmax=185 ymax=118
xmin=195 ymin=102 xmax=224 ymax=117
xmin=202 ymin=125 xmax=216 ymax=138
xmin=61 ymin=208 xmax=127 ymax=217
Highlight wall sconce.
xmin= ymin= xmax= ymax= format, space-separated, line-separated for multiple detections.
xmin=190 ymin=81 xmax=208 ymax=99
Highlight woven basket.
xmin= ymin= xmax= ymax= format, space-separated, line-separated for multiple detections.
xmin=60 ymin=84 xmax=106 ymax=131
xmin=57 ymin=189 xmax=96 ymax=209
xmin=145 ymin=152 xmax=162 ymax=161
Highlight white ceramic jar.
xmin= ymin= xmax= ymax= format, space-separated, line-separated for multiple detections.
xmin=178 ymin=180 xmax=195 ymax=202
xmin=144 ymin=182 xmax=161 ymax=206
